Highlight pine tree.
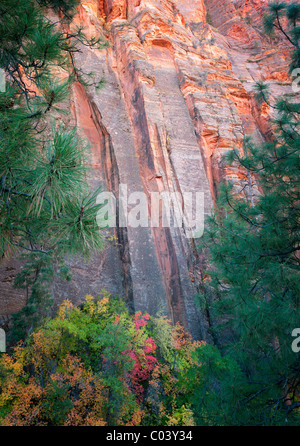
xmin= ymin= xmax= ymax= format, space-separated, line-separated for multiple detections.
xmin=197 ymin=2 xmax=300 ymax=425
xmin=263 ymin=1 xmax=300 ymax=72
xmin=0 ymin=0 xmax=106 ymax=342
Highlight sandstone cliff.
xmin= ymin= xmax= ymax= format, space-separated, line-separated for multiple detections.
xmin=0 ymin=0 xmax=294 ymax=339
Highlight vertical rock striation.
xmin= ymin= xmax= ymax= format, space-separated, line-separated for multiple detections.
xmin=0 ymin=0 xmax=294 ymax=339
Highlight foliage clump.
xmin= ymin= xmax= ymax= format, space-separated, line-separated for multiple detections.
xmin=0 ymin=293 xmax=211 ymax=426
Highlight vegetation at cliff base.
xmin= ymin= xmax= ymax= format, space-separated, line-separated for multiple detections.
xmin=0 ymin=293 xmax=210 ymax=426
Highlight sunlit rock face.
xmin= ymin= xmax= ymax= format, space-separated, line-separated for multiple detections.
xmin=0 ymin=0 xmax=294 ymax=339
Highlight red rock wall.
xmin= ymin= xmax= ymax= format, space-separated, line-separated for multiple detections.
xmin=0 ymin=0 xmax=294 ymax=339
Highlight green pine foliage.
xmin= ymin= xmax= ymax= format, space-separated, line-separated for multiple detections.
xmin=0 ymin=0 xmax=106 ymax=341
xmin=37 ymin=0 xmax=80 ymax=18
xmin=196 ymin=2 xmax=300 ymax=426
xmin=9 ymin=251 xmax=56 ymax=344
xmin=263 ymin=1 xmax=300 ymax=72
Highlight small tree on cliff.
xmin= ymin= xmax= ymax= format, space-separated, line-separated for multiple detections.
xmin=264 ymin=1 xmax=300 ymax=72
xmin=197 ymin=2 xmax=300 ymax=425
xmin=0 ymin=0 xmax=106 ymax=342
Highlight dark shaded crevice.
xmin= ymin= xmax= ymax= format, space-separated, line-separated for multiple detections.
xmin=82 ymin=91 xmax=135 ymax=312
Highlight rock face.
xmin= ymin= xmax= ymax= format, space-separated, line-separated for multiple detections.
xmin=0 ymin=0 xmax=294 ymax=339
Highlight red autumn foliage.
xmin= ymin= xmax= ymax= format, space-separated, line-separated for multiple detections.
xmin=123 ymin=312 xmax=158 ymax=403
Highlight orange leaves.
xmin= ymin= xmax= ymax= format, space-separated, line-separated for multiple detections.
xmin=0 ymin=377 xmax=44 ymax=426
xmin=0 ymin=293 xmax=203 ymax=425
xmin=0 ymin=352 xmax=108 ymax=426
xmin=54 ymin=356 xmax=107 ymax=426
xmin=172 ymin=322 xmax=193 ymax=351
xmin=57 ymin=299 xmax=74 ymax=320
